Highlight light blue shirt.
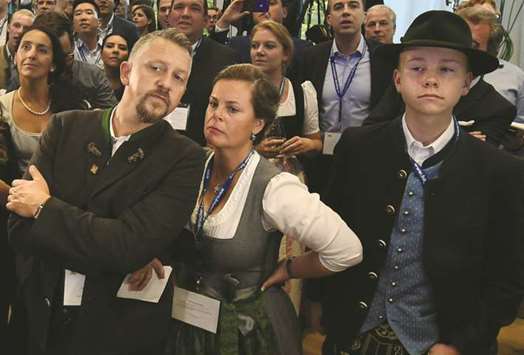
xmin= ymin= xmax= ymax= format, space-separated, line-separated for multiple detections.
xmin=320 ymin=35 xmax=371 ymax=132
xmin=483 ymin=59 xmax=524 ymax=123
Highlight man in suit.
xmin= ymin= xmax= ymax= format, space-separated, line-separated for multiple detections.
xmin=296 ymin=0 xmax=393 ymax=193
xmin=168 ymin=0 xmax=237 ymax=145
xmin=313 ymin=11 xmax=524 ymax=355
xmin=364 ymin=4 xmax=396 ymax=44
xmin=95 ymin=0 xmax=139 ymax=48
xmin=7 ymin=28 xmax=205 ymax=355
xmin=0 ymin=9 xmax=34 ymax=91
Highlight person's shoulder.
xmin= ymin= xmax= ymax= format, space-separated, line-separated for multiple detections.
xmin=161 ymin=126 xmax=206 ymax=160
xmin=54 ymin=109 xmax=104 ymax=125
xmin=500 ymin=59 xmax=524 ymax=76
xmin=342 ymin=119 xmax=395 ymax=143
xmin=459 ymin=131 xmax=524 ymax=173
xmin=303 ymin=39 xmax=332 ymax=55
xmin=200 ymin=37 xmax=237 ymax=63
xmin=202 ymin=36 xmax=235 ymax=54
xmin=113 ymin=15 xmax=136 ymax=31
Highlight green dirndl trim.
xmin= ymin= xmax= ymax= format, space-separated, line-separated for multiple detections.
xmin=167 ymin=290 xmax=279 ymax=355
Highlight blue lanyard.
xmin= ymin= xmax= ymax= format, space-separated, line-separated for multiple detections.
xmin=330 ymin=42 xmax=366 ymax=123
xmin=409 ymin=118 xmax=460 ymax=185
xmin=194 ymin=150 xmax=254 ymax=239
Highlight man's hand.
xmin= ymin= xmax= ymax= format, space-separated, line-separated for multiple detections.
xmin=216 ymin=0 xmax=249 ymax=29
xmin=469 ymin=130 xmax=487 ymax=142
xmin=6 ymin=165 xmax=50 ymax=218
xmin=429 ymin=343 xmax=460 ymax=355
xmin=127 ymin=258 xmax=165 ymax=291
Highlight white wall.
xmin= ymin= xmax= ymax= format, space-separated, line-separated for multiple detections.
xmin=384 ymin=0 xmax=453 ymax=43
xmin=384 ymin=0 xmax=523 ymax=68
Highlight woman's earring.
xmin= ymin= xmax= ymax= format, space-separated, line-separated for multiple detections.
xmin=251 ymin=132 xmax=256 ymax=142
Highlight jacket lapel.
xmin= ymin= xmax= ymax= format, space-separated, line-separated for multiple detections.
xmin=85 ymin=108 xmax=112 ymax=195
xmin=89 ymin=117 xmax=170 ymax=198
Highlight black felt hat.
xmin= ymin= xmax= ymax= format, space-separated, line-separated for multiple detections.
xmin=375 ymin=10 xmax=499 ymax=76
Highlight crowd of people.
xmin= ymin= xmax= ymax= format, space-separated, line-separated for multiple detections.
xmin=0 ymin=0 xmax=522 ymax=354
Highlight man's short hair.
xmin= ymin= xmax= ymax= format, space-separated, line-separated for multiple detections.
xmin=9 ymin=9 xmax=35 ymax=24
xmin=72 ymin=0 xmax=100 ymax=17
xmin=171 ymin=0 xmax=207 ymax=16
xmin=326 ymin=0 xmax=364 ymax=15
xmin=456 ymin=6 xmax=503 ymax=56
xmin=129 ymin=28 xmax=192 ymax=61
xmin=366 ymin=4 xmax=396 ymax=29
xmin=34 ymin=10 xmax=74 ymax=45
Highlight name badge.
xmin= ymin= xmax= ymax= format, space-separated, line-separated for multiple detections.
xmin=172 ymin=286 xmax=220 ymax=334
xmin=116 ymin=266 xmax=172 ymax=303
xmin=64 ymin=269 xmax=86 ymax=306
xmin=164 ymin=104 xmax=190 ymax=131
xmin=323 ymin=132 xmax=342 ymax=155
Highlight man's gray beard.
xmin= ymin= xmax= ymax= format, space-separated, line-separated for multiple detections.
xmin=136 ymin=95 xmax=169 ymax=123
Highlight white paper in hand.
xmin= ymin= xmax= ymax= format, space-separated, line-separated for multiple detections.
xmin=64 ymin=269 xmax=86 ymax=306
xmin=116 ymin=266 xmax=172 ymax=303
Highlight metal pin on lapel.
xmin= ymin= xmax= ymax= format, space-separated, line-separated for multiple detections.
xmin=90 ymin=164 xmax=99 ymax=175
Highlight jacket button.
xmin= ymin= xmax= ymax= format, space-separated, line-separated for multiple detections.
xmin=43 ymin=297 xmax=51 ymax=307
xmin=377 ymin=239 xmax=387 ymax=249
xmin=368 ymin=271 xmax=378 ymax=280
xmin=358 ymin=301 xmax=368 ymax=311
xmin=398 ymin=169 xmax=408 ymax=179
xmin=385 ymin=205 xmax=396 ymax=215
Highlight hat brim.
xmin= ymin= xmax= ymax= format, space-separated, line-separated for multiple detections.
xmin=375 ymin=39 xmax=499 ymax=76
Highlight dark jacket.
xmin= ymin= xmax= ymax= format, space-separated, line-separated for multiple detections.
xmin=315 ymin=117 xmax=524 ymax=354
xmin=365 ymin=78 xmax=516 ymax=146
xmin=112 ymin=15 xmax=139 ymax=49
xmin=8 ymin=109 xmax=205 ymax=354
xmin=181 ymin=37 xmax=237 ymax=145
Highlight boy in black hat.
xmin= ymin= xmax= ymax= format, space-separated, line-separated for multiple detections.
xmin=312 ymin=10 xmax=524 ymax=355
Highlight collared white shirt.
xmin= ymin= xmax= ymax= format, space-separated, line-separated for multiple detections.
xmin=74 ymin=36 xmax=103 ymax=69
xmin=109 ymin=107 xmax=131 ymax=156
xmin=402 ymin=114 xmax=455 ymax=166
xmin=191 ymin=37 xmax=202 ymax=57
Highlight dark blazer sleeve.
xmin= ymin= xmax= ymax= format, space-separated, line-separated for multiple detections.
xmin=209 ymin=28 xmax=228 ymax=44
xmin=446 ymin=155 xmax=524 ymax=353
xmin=8 ymin=116 xmax=205 ymax=275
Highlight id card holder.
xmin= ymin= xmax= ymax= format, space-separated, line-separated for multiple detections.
xmin=323 ymin=132 xmax=342 ymax=155
xmin=64 ymin=269 xmax=86 ymax=306
xmin=172 ymin=286 xmax=220 ymax=334
xmin=164 ymin=103 xmax=191 ymax=131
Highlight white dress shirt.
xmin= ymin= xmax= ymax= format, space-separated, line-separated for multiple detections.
xmin=402 ymin=114 xmax=455 ymax=166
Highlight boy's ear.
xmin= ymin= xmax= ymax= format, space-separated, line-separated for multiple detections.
xmin=393 ymin=69 xmax=401 ymax=93
xmin=461 ymin=72 xmax=473 ymax=96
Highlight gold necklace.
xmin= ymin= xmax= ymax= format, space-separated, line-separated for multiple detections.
xmin=17 ymin=89 xmax=51 ymax=116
